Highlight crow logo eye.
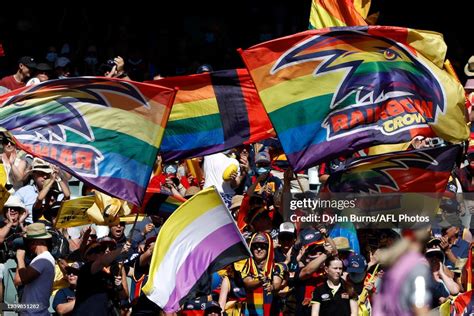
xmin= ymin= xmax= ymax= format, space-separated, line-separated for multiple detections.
xmin=383 ymin=48 xmax=399 ymax=60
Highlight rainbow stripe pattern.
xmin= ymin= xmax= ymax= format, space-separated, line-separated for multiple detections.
xmin=309 ymin=0 xmax=367 ymax=29
xmin=153 ymin=69 xmax=274 ymax=161
xmin=0 ymin=77 xmax=176 ymax=205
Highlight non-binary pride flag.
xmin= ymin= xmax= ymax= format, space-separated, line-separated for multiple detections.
xmin=142 ymin=186 xmax=250 ymax=313
xmin=0 ymin=77 xmax=176 ymax=206
xmin=327 ymin=145 xmax=461 ymax=193
xmin=309 ymin=0 xmax=367 ymax=30
xmin=240 ymin=26 xmax=469 ymax=171
xmin=152 ymin=69 xmax=274 ymax=161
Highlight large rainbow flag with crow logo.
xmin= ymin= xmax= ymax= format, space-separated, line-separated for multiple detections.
xmin=240 ymin=26 xmax=468 ymax=171
xmin=0 ymin=77 xmax=176 ymax=206
xmin=150 ymin=69 xmax=274 ymax=161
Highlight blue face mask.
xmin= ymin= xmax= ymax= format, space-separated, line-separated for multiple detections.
xmin=46 ymin=52 xmax=57 ymax=63
xmin=256 ymin=167 xmax=270 ymax=175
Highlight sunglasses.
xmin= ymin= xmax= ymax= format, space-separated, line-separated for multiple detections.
xmin=66 ymin=270 xmax=79 ymax=276
xmin=2 ymin=139 xmax=14 ymax=145
xmin=251 ymin=243 xmax=267 ymax=251
xmin=307 ymin=245 xmax=324 ymax=255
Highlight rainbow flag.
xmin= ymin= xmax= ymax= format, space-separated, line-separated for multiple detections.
xmin=240 ymin=26 xmax=469 ymax=171
xmin=0 ymin=77 xmax=176 ymax=206
xmin=142 ymin=186 xmax=250 ymax=313
xmin=151 ymin=69 xmax=274 ymax=161
xmin=309 ymin=0 xmax=367 ymax=29
xmin=327 ymin=145 xmax=460 ymax=193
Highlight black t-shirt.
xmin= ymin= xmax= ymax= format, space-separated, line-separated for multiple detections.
xmin=0 ymin=219 xmax=23 ymax=240
xmin=72 ymin=261 xmax=114 ymax=316
xmin=311 ymin=280 xmax=356 ymax=316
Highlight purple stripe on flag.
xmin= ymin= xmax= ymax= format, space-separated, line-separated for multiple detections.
xmin=162 ymin=143 xmax=227 ymax=162
xmin=287 ymin=128 xmax=417 ymax=171
xmin=163 ymin=223 xmax=242 ymax=312
xmin=82 ymin=176 xmax=146 ymax=206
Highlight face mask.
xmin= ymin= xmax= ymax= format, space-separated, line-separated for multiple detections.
xmin=256 ymin=167 xmax=270 ymax=175
xmin=165 ymin=166 xmax=177 ymax=174
xmin=46 ymin=52 xmax=57 ymax=62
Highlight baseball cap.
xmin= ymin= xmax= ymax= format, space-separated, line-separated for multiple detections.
xmin=300 ymin=229 xmax=324 ymax=247
xmin=279 ymin=222 xmax=296 ymax=235
xmin=196 ymin=64 xmax=213 ymax=74
xmin=347 ymin=254 xmax=367 ymax=274
xmin=65 ymin=261 xmax=84 ymax=274
xmin=18 ymin=56 xmax=36 ymax=69
xmin=425 ymin=248 xmax=445 ymax=263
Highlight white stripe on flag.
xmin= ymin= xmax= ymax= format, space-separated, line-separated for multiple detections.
xmin=145 ymin=204 xmax=234 ymax=307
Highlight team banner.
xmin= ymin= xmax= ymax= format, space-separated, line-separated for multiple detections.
xmin=240 ymin=26 xmax=468 ymax=171
xmin=55 ymin=195 xmax=145 ymax=228
xmin=0 ymin=77 xmax=176 ymax=205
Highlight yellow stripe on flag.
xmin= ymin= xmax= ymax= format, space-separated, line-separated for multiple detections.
xmin=142 ymin=187 xmax=221 ymax=293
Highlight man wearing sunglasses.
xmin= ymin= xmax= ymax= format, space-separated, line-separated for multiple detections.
xmin=294 ymin=229 xmax=336 ymax=316
xmin=53 ymin=262 xmax=82 ymax=315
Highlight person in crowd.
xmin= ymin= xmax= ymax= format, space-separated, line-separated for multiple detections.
xmin=332 ymin=237 xmax=354 ymax=270
xmin=98 ymin=56 xmax=130 ymax=80
xmin=14 ymin=223 xmax=55 ymax=316
xmin=311 ymin=256 xmax=358 ymax=316
xmin=439 ymin=225 xmax=470 ymax=270
xmin=345 ymin=254 xmax=368 ymax=295
xmin=294 ymin=229 xmax=336 ymax=316
xmin=129 ymin=236 xmax=162 ymax=315
xmin=55 ymin=57 xmax=72 ymax=79
xmin=1 ymin=133 xmax=28 ymax=193
xmin=241 ymin=232 xmax=286 ymax=315
xmin=203 ymin=300 xmax=222 ymax=316
xmin=372 ymin=227 xmax=433 ymax=315
xmin=72 ymin=239 xmax=131 ymax=315
xmin=0 ymin=195 xmax=28 ymax=243
xmin=0 ymin=195 xmax=28 ymax=301
xmin=53 ymin=262 xmax=82 ymax=315
xmin=203 ymin=148 xmax=249 ymax=207
xmin=26 ymin=62 xmax=52 ymax=86
xmin=0 ymin=56 xmax=36 ymax=91
xmin=250 ymin=150 xmax=282 ymax=198
xmin=130 ymin=213 xmax=161 ymax=251
xmin=108 ymin=221 xmax=127 ymax=247
xmin=14 ymin=158 xmax=70 ymax=224
xmin=218 ymin=264 xmax=247 ymax=316
xmin=229 ymin=194 xmax=244 ymax=219
xmin=425 ymin=247 xmax=459 ymax=306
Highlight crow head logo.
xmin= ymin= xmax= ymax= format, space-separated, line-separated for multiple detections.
xmin=271 ymin=28 xmax=445 ymax=139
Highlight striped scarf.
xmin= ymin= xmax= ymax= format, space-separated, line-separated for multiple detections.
xmin=244 ymin=232 xmax=275 ymax=316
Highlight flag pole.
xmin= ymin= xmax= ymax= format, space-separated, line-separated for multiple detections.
xmin=127 ymin=210 xmax=141 ymax=241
